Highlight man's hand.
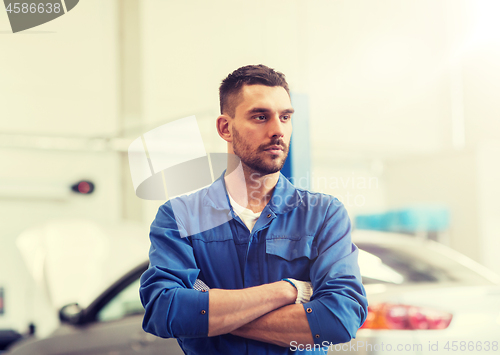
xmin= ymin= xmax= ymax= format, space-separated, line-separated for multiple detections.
xmin=282 ymin=278 xmax=313 ymax=304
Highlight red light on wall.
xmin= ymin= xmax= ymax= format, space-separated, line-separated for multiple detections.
xmin=78 ymin=181 xmax=90 ymax=194
xmin=71 ymin=180 xmax=95 ymax=195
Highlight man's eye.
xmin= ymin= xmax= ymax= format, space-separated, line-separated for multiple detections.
xmin=255 ymin=115 xmax=267 ymax=121
xmin=281 ymin=115 xmax=290 ymax=121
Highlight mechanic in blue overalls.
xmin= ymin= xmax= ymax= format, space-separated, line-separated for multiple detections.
xmin=140 ymin=64 xmax=367 ymax=355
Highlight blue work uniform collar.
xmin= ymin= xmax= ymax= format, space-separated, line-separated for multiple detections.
xmin=203 ymin=170 xmax=303 ymax=215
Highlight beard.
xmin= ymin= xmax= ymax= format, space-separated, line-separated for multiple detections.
xmin=232 ymin=126 xmax=289 ymax=175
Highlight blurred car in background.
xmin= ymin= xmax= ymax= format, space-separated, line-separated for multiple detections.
xmin=346 ymin=230 xmax=500 ymax=355
xmin=6 ymin=230 xmax=500 ymax=354
xmin=0 ymin=330 xmax=23 ymax=353
xmin=1 ymin=218 xmax=152 ymax=349
xmin=5 ymin=261 xmax=184 ymax=355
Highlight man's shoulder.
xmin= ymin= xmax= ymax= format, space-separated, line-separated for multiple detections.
xmin=155 ymin=180 xmax=231 ymax=237
xmin=160 ymin=179 xmax=226 ymax=212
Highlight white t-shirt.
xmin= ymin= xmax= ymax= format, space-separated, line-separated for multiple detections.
xmin=228 ymin=193 xmax=261 ymax=232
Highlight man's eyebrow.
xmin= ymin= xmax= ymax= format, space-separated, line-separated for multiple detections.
xmin=247 ymin=107 xmax=270 ymax=114
xmin=246 ymin=107 xmax=295 ymax=114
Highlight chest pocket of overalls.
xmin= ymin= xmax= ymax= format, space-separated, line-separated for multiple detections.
xmin=265 ymin=235 xmax=318 ymax=280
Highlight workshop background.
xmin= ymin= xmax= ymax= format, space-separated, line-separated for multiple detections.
xmin=1 ymin=0 xmax=499 ymax=344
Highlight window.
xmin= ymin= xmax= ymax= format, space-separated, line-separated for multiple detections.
xmin=357 ymin=243 xmax=493 ymax=285
xmin=97 ymin=278 xmax=144 ymax=322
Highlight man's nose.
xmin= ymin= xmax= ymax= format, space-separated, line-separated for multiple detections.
xmin=268 ymin=114 xmax=285 ymax=138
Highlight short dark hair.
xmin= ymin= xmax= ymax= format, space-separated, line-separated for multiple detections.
xmin=219 ymin=64 xmax=290 ymax=116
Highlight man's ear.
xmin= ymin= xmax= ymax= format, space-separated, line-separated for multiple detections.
xmin=216 ymin=114 xmax=232 ymax=143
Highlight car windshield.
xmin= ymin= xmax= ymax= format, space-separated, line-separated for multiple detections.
xmin=357 ymin=242 xmax=495 ymax=286
xmin=97 ymin=278 xmax=144 ymax=322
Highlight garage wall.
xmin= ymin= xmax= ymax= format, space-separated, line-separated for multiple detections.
xmin=0 ymin=0 xmax=121 ymax=228
xmin=0 ymin=0 xmax=119 ymax=136
xmin=384 ymin=152 xmax=480 ymax=261
xmin=307 ymin=0 xmax=453 ymax=163
xmin=477 ymin=141 xmax=500 ymax=275
xmin=0 ymin=0 xmax=122 ymax=335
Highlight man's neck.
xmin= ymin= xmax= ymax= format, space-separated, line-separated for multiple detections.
xmin=224 ymin=164 xmax=280 ymax=213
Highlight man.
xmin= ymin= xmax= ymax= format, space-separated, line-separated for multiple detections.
xmin=140 ymin=65 xmax=367 ymax=354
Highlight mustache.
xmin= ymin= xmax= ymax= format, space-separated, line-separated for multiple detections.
xmin=260 ymin=140 xmax=287 ymax=151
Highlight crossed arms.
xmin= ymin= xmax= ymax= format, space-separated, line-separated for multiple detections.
xmin=208 ymin=282 xmax=314 ymax=347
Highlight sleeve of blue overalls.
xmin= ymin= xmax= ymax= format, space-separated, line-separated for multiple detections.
xmin=302 ymin=199 xmax=368 ymax=345
xmin=139 ymin=201 xmax=209 ymax=338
